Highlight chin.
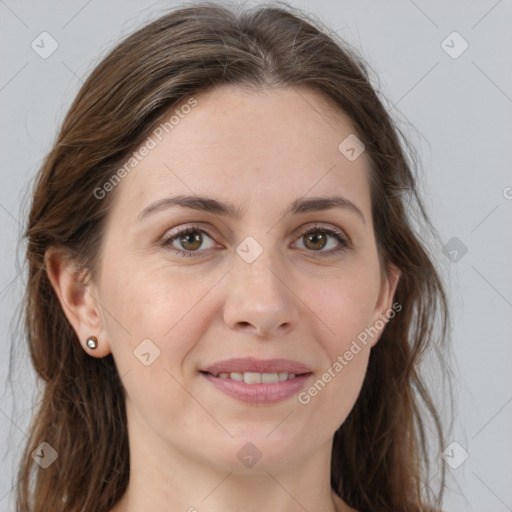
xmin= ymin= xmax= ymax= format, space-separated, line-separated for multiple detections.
xmin=193 ymin=428 xmax=315 ymax=474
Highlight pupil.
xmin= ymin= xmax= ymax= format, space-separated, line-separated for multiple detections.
xmin=307 ymin=232 xmax=326 ymax=250
xmin=182 ymin=232 xmax=201 ymax=250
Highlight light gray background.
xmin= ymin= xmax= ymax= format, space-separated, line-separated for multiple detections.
xmin=1 ymin=1 xmax=511 ymax=511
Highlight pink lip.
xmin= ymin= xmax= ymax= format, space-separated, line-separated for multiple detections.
xmin=201 ymin=372 xmax=313 ymax=403
xmin=201 ymin=357 xmax=312 ymax=375
xmin=200 ymin=357 xmax=313 ymax=404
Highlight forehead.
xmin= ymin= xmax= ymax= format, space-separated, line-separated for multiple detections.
xmin=108 ymin=85 xmax=372 ymax=225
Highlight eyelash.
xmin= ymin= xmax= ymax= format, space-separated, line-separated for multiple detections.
xmin=160 ymin=223 xmax=350 ymax=258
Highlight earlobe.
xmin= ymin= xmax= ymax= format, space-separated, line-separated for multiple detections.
xmin=44 ymin=246 xmax=111 ymax=358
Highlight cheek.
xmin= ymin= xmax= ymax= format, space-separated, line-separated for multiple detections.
xmin=103 ymin=257 xmax=211 ymax=340
xmin=99 ymin=260 xmax=224 ymax=410
xmin=287 ymin=340 xmax=370 ymax=459
xmin=307 ymin=270 xmax=380 ymax=345
xmin=298 ymin=334 xmax=371 ymax=435
xmin=297 ymin=273 xmax=378 ymax=413
xmin=98 ymin=266 xmax=211 ymax=434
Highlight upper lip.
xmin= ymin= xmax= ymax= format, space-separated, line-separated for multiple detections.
xmin=201 ymin=357 xmax=312 ymax=375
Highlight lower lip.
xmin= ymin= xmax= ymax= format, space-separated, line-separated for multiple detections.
xmin=201 ymin=372 xmax=313 ymax=404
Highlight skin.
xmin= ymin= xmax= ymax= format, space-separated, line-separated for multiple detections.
xmin=46 ymin=84 xmax=400 ymax=512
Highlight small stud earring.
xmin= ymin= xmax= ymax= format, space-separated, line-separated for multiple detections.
xmin=86 ymin=336 xmax=98 ymax=349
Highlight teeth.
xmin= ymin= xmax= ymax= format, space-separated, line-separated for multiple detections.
xmin=261 ymin=373 xmax=278 ymax=384
xmin=244 ymin=372 xmax=262 ymax=384
xmin=214 ymin=371 xmax=299 ymax=383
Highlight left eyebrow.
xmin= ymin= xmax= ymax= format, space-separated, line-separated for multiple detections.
xmin=137 ymin=194 xmax=366 ymax=224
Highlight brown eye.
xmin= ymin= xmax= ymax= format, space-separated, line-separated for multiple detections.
xmin=303 ymin=231 xmax=328 ymax=251
xmin=161 ymin=224 xmax=349 ymax=258
xmin=294 ymin=225 xmax=349 ymax=256
xmin=178 ymin=230 xmax=203 ymax=251
xmin=161 ymin=226 xmax=216 ymax=256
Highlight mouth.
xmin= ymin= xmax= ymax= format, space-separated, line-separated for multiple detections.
xmin=200 ymin=370 xmax=310 ymax=383
xmin=199 ymin=358 xmax=313 ymax=403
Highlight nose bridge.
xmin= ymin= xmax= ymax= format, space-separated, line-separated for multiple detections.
xmin=223 ymin=233 xmax=299 ymax=336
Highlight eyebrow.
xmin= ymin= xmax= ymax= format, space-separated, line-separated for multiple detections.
xmin=137 ymin=194 xmax=366 ymax=224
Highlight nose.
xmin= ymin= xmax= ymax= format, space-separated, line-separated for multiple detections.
xmin=222 ymin=249 xmax=300 ymax=338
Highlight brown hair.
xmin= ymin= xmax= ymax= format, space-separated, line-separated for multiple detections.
xmin=13 ymin=2 xmax=452 ymax=511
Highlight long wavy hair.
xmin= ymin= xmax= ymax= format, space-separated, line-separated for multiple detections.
xmin=12 ymin=2 xmax=452 ymax=511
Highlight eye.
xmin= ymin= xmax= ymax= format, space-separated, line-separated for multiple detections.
xmin=293 ymin=224 xmax=349 ymax=256
xmin=160 ymin=223 xmax=349 ymax=257
xmin=160 ymin=225 xmax=217 ymax=257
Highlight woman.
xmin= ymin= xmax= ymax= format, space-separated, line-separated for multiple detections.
xmin=16 ymin=2 xmax=451 ymax=511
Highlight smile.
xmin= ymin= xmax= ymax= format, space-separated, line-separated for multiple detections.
xmin=207 ymin=371 xmax=302 ymax=383
xmin=200 ymin=370 xmax=313 ymax=403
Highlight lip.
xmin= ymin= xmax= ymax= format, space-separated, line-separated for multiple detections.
xmin=201 ymin=372 xmax=313 ymax=403
xmin=200 ymin=357 xmax=313 ymax=404
xmin=201 ymin=357 xmax=312 ymax=375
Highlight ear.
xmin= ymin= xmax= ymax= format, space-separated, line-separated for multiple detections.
xmin=44 ymin=246 xmax=111 ymax=358
xmin=367 ymin=262 xmax=402 ymax=348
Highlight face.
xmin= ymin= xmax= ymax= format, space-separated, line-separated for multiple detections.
xmin=82 ymin=85 xmax=399 ymax=472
